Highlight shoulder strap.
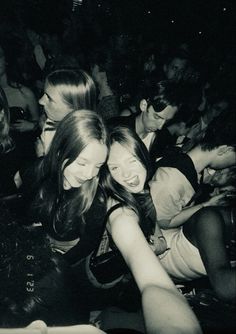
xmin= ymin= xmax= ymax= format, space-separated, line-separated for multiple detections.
xmin=155 ymin=152 xmax=199 ymax=192
xmin=92 ymin=203 xmax=124 ymax=257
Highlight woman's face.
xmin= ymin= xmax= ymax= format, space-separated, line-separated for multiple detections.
xmin=39 ymin=81 xmax=71 ymax=121
xmin=63 ymin=140 xmax=108 ymax=190
xmin=107 ymin=142 xmax=147 ymax=193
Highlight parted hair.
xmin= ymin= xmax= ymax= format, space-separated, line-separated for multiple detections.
xmin=100 ymin=126 xmax=153 ymax=219
xmin=46 ymin=68 xmax=97 ymax=112
xmin=34 ymin=110 xmax=108 ymax=237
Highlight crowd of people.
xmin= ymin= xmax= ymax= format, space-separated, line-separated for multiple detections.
xmin=0 ymin=6 xmax=236 ymax=334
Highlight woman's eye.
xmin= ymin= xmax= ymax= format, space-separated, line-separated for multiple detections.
xmin=110 ymin=166 xmax=118 ymax=171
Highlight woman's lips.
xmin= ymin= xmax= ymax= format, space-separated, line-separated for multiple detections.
xmin=125 ymin=176 xmax=139 ymax=187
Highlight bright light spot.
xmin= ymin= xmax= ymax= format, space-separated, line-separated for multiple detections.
xmin=171 ymin=20 xmax=175 ymax=23
xmin=198 ymin=31 xmax=202 ymax=35
xmin=147 ymin=10 xmax=151 ymax=14
xmin=223 ymin=7 xmax=227 ymax=12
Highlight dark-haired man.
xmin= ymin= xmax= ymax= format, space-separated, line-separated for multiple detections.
xmin=108 ymin=82 xmax=182 ymax=164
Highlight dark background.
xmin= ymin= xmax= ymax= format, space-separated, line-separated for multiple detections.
xmin=1 ymin=0 xmax=235 ymax=46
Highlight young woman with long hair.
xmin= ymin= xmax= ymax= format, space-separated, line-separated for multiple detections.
xmin=86 ymin=126 xmax=202 ymax=334
xmin=37 ymin=68 xmax=97 ymax=156
xmin=19 ymin=110 xmax=108 ymax=266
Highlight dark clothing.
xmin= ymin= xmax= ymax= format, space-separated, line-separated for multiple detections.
xmin=10 ymin=106 xmax=39 ymax=164
xmin=97 ymin=95 xmax=120 ymax=120
xmin=0 ymin=148 xmax=19 ymax=196
xmin=19 ymin=159 xmax=106 ymax=266
xmin=108 ymin=114 xmax=174 ymax=164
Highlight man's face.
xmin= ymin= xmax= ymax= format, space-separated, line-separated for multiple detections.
xmin=205 ymin=101 xmax=229 ymax=124
xmin=164 ymin=58 xmax=187 ymax=81
xmin=142 ymin=104 xmax=178 ymax=133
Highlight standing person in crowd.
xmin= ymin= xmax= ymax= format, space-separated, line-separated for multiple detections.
xmin=36 ymin=68 xmax=96 ymax=156
xmin=149 ymin=111 xmax=236 ymax=302
xmin=108 ymin=81 xmax=182 ymax=165
xmin=18 ymin=110 xmax=108 ymax=269
xmin=0 ymin=87 xmax=22 ymax=196
xmin=93 ymin=125 xmax=202 ymax=334
xmin=90 ymin=48 xmax=121 ymax=121
xmin=183 ymin=89 xmax=231 ymax=151
xmin=0 ymin=44 xmax=40 ymax=162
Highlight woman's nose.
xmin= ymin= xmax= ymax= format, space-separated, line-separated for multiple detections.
xmin=84 ymin=166 xmax=96 ymax=180
xmin=121 ymin=167 xmax=131 ymax=178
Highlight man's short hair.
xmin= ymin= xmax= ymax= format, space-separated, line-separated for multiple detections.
xmin=201 ymin=111 xmax=236 ymax=150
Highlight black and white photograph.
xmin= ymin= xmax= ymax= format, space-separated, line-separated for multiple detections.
xmin=0 ymin=1 xmax=235 ymax=333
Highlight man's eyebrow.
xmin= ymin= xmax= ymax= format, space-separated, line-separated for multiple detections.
xmin=45 ymin=92 xmax=54 ymax=102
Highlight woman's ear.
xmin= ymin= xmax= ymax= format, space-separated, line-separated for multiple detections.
xmin=140 ymin=99 xmax=148 ymax=112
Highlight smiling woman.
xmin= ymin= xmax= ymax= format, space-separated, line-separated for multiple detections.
xmin=18 ymin=110 xmax=108 ymax=267
xmin=63 ymin=140 xmax=107 ymax=190
xmin=88 ymin=125 xmax=202 ymax=334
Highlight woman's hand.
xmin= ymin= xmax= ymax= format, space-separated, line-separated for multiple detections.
xmin=150 ymin=235 xmax=168 ymax=256
xmin=149 ymin=224 xmax=168 ymax=255
xmin=203 ymin=192 xmax=233 ymax=207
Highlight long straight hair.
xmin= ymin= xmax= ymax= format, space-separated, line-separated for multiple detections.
xmin=46 ymin=69 xmax=97 ymax=112
xmin=101 ymin=126 xmax=153 ymax=219
xmin=0 ymin=87 xmax=14 ymax=153
xmin=35 ymin=110 xmax=108 ymax=236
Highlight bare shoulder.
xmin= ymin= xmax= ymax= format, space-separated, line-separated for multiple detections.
xmin=107 ymin=198 xmax=137 ymax=228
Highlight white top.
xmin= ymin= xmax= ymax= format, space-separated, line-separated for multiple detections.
xmin=149 ymin=166 xmax=196 ymax=221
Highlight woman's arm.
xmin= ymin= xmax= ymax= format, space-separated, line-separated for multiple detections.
xmin=108 ymin=207 xmax=202 ymax=334
xmin=159 ymin=192 xmax=230 ymax=229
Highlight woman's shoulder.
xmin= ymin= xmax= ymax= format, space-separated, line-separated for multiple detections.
xmin=107 ymin=198 xmax=137 ymax=224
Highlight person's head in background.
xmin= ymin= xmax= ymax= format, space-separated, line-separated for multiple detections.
xmin=137 ymin=81 xmax=183 ymax=133
xmin=199 ymin=111 xmax=236 ymax=170
xmin=0 ymin=87 xmax=13 ymax=153
xmin=39 ymin=69 xmax=96 ymax=122
xmin=163 ymin=51 xmax=189 ymax=82
xmin=202 ymin=87 xmax=232 ymax=125
xmin=166 ymin=82 xmax=203 ymax=137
